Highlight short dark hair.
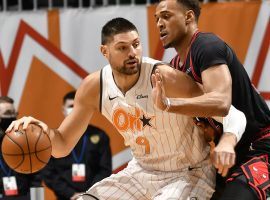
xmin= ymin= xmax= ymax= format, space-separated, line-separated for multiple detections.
xmin=0 ymin=96 xmax=14 ymax=104
xmin=177 ymin=0 xmax=201 ymax=22
xmin=101 ymin=17 xmax=138 ymax=45
xmin=63 ymin=91 xmax=76 ymax=104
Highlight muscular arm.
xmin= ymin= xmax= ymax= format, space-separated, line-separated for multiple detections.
xmin=154 ymin=64 xmax=203 ymax=98
xmin=154 ymin=64 xmax=232 ymax=117
xmin=153 ymin=64 xmax=242 ymax=176
xmin=153 ymin=64 xmax=243 ymax=142
xmin=12 ymin=72 xmax=99 ymax=159
xmin=50 ymin=72 xmax=101 ymax=157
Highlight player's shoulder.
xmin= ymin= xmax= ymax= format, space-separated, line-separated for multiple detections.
xmin=81 ymin=70 xmax=101 ymax=90
xmin=197 ymin=32 xmax=221 ymax=41
xmin=192 ymin=32 xmax=227 ymax=55
xmin=76 ymin=70 xmax=101 ymax=106
xmin=142 ymin=57 xmax=161 ymax=66
xmin=195 ymin=32 xmax=224 ymax=46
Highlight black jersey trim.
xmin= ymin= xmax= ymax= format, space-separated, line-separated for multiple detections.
xmin=81 ymin=193 xmax=100 ymax=200
xmin=170 ymin=55 xmax=178 ymax=69
xmin=189 ymin=51 xmax=202 ymax=83
xmin=99 ymin=69 xmax=103 ymax=112
xmin=176 ymin=56 xmax=181 ymax=71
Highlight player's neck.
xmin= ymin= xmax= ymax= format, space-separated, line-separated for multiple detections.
xmin=112 ymin=71 xmax=140 ymax=95
xmin=175 ymin=28 xmax=199 ymax=62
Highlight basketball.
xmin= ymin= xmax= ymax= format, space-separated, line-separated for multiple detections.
xmin=1 ymin=124 xmax=52 ymax=174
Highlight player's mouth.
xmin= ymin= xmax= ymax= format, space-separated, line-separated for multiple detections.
xmin=160 ymin=31 xmax=168 ymax=42
xmin=126 ymin=59 xmax=138 ymax=66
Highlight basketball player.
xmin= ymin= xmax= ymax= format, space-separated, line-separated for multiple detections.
xmin=154 ymin=0 xmax=270 ymax=199
xmin=7 ymin=18 xmax=245 ymax=200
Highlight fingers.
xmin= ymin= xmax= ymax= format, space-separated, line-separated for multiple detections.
xmin=154 ymin=70 xmax=166 ymax=105
xmin=38 ymin=123 xmax=49 ymax=134
xmin=22 ymin=116 xmax=34 ymax=130
xmin=154 ymin=69 xmax=163 ymax=84
xmin=6 ymin=120 xmax=16 ymax=132
xmin=212 ymin=153 xmax=226 ymax=176
xmin=151 ymin=69 xmax=167 ymax=111
xmin=5 ymin=116 xmax=29 ymax=132
xmin=151 ymin=74 xmax=157 ymax=88
xmin=215 ymin=163 xmax=229 ymax=177
xmin=151 ymin=69 xmax=162 ymax=85
xmin=5 ymin=116 xmax=48 ymax=134
xmin=212 ymin=150 xmax=236 ymax=177
xmin=221 ymin=166 xmax=229 ymax=177
xmin=151 ymin=72 xmax=162 ymax=95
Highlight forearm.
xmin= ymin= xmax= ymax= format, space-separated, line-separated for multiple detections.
xmin=218 ymin=132 xmax=237 ymax=148
xmin=48 ymin=129 xmax=70 ymax=158
xmin=167 ymin=92 xmax=230 ymax=117
xmin=49 ymin=107 xmax=95 ymax=158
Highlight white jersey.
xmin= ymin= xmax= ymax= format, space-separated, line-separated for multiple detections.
xmin=101 ymin=57 xmax=210 ymax=172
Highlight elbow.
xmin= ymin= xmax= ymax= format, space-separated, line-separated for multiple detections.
xmin=219 ymin=94 xmax=231 ymax=116
xmin=52 ymin=153 xmax=62 ymax=158
xmin=51 ymin=148 xmax=71 ymax=158
xmin=219 ymin=102 xmax=231 ymax=116
xmin=210 ymin=92 xmax=231 ymax=116
xmin=51 ymin=152 xmax=63 ymax=159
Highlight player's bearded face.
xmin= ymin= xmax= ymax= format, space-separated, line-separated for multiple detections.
xmin=118 ymin=57 xmax=141 ymax=75
xmin=108 ymin=31 xmax=142 ymax=75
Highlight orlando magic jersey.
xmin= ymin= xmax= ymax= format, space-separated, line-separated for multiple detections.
xmin=101 ymin=57 xmax=209 ymax=172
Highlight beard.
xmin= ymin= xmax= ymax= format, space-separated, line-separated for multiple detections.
xmin=118 ymin=58 xmax=141 ymax=75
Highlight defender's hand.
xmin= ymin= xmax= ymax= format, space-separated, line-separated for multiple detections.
xmin=151 ymin=69 xmax=167 ymax=111
xmin=211 ymin=133 xmax=236 ymax=177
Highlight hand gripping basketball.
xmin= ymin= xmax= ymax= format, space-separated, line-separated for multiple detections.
xmin=2 ymin=117 xmax=51 ymax=174
xmin=6 ymin=116 xmax=49 ymax=134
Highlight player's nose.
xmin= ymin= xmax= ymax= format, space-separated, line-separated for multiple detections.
xmin=128 ymin=46 xmax=136 ymax=57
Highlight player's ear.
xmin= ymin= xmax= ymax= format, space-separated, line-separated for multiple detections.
xmin=62 ymin=105 xmax=66 ymax=116
xmin=185 ymin=10 xmax=194 ymax=24
xmin=100 ymin=45 xmax=108 ymax=58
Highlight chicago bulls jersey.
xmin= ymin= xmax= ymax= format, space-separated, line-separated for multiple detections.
xmin=170 ymin=32 xmax=270 ymax=165
xmin=100 ymin=57 xmax=210 ymax=172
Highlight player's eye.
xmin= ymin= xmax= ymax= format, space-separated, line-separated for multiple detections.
xmin=133 ymin=42 xmax=140 ymax=48
xmin=118 ymin=46 xmax=127 ymax=51
xmin=163 ymin=14 xmax=170 ymax=19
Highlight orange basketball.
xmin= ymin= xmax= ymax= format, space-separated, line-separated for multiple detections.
xmin=1 ymin=124 xmax=51 ymax=174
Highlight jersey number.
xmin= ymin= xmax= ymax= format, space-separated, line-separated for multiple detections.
xmin=136 ymin=136 xmax=150 ymax=154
